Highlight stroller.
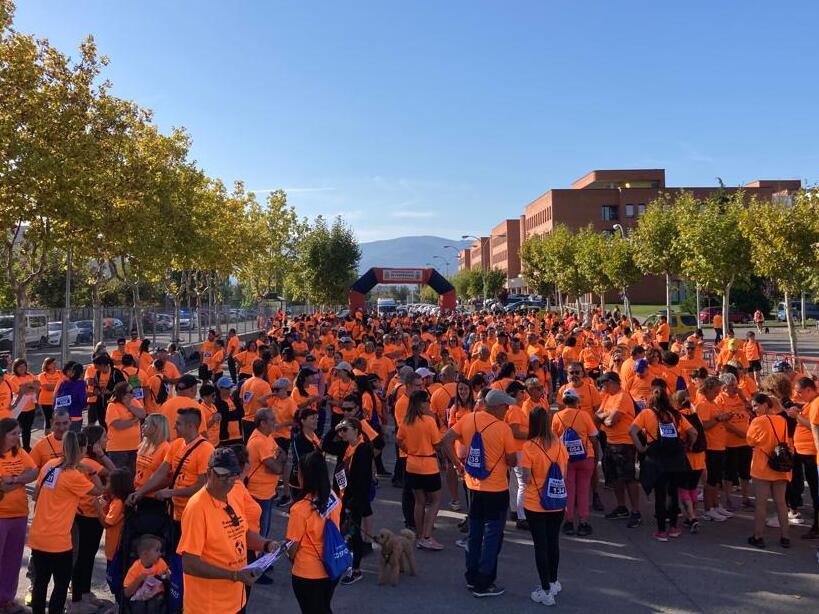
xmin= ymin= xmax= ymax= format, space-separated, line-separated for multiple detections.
xmin=111 ymin=499 xmax=176 ymax=614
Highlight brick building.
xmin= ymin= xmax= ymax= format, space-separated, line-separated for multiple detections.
xmin=462 ymin=168 xmax=801 ymax=303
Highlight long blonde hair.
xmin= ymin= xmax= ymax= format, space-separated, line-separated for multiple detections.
xmin=138 ymin=414 xmax=170 ymax=456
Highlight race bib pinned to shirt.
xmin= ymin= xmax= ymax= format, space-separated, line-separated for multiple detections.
xmin=55 ymin=395 xmax=72 ymax=409
xmin=334 ymin=469 xmax=348 ymax=490
xmin=132 ymin=388 xmax=144 ymax=401
xmin=243 ymin=390 xmax=253 ymax=404
xmin=659 ymin=422 xmax=678 ymax=439
xmin=42 ymin=467 xmax=61 ymax=490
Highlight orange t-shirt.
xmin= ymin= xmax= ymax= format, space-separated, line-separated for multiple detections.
xmin=0 ymin=449 xmax=37 ymax=517
xmin=397 ymin=415 xmax=441 ymax=475
xmin=552 ymin=408 xmax=598 ymax=459
xmin=106 ymin=401 xmax=142 ymax=452
xmin=160 ymin=397 xmax=207 ymax=439
xmin=328 ymin=379 xmax=356 ymax=415
xmin=451 ymin=411 xmax=516 ymax=492
xmin=429 ymin=383 xmax=457 ymax=432
xmin=9 ymin=373 xmax=37 ymax=413
xmin=103 ymin=498 xmax=125 ymax=560
xmin=558 ymin=380 xmax=601 ymax=419
xmin=271 ymin=396 xmax=298 ymax=439
xmin=747 ymin=415 xmax=792 ymax=481
xmin=240 ymin=377 xmax=273 ymax=423
xmin=77 ymin=458 xmax=103 ymax=517
xmin=165 ymin=437 xmax=215 ymax=520
xmin=520 ymin=438 xmax=569 ymax=513
xmin=177 ymin=487 xmax=249 ymax=614
xmin=632 ymin=410 xmax=693 ymax=444
xmin=716 ymin=391 xmax=751 ymax=448
xmin=29 ymin=461 xmax=93 ymax=552
xmin=504 ymin=405 xmax=528 ymax=453
xmin=29 ymin=433 xmax=63 ymax=468
xmin=37 ymin=370 xmax=65 ymax=406
xmin=695 ymin=399 xmax=727 ymax=451
xmin=135 ymin=441 xmax=170 ymax=495
xmin=230 ymin=480 xmax=261 ymax=534
xmin=286 ymin=497 xmax=343 ymax=579
xmin=794 ymin=403 xmax=818 ymax=456
xmin=124 ymin=558 xmax=169 ymax=592
xmin=598 ymin=391 xmax=636 ymax=445
xmin=246 ymin=429 xmax=281 ymax=499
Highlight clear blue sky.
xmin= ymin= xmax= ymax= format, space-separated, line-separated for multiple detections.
xmin=15 ymin=1 xmax=819 ymax=241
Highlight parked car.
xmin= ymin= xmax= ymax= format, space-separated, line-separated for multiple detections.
xmin=0 ymin=312 xmax=49 ymax=351
xmin=47 ymin=321 xmax=80 ymax=346
xmin=102 ymin=318 xmax=126 ymax=339
xmin=504 ymin=299 xmax=545 ymax=313
xmin=777 ymin=300 xmax=819 ymax=321
xmin=643 ymin=310 xmax=699 ymax=335
xmin=75 ymin=320 xmax=94 ymax=343
xmin=178 ymin=312 xmax=198 ymax=330
xmin=699 ymin=306 xmax=751 ymax=324
xmin=143 ymin=312 xmax=174 ymax=332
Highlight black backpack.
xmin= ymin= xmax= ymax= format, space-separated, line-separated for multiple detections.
xmin=767 ymin=416 xmax=794 ymax=473
xmin=152 ymin=375 xmax=169 ymax=405
xmin=686 ymin=411 xmax=707 ymax=453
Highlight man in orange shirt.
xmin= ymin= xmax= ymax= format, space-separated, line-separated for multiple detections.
xmin=225 ymin=328 xmax=240 ymax=383
xmin=595 ymin=372 xmax=641 ymax=527
xmin=239 ymin=360 xmax=273 ymax=442
xmin=712 ymin=313 xmax=724 ymax=343
xmin=656 ymin=315 xmax=671 ymax=351
xmin=441 ymin=389 xmax=517 ymax=598
xmin=743 ymin=331 xmax=764 ymax=383
xmin=246 ymin=408 xmax=284 ymax=539
xmin=160 ymin=374 xmax=205 ymax=439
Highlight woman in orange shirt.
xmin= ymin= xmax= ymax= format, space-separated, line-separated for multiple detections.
xmin=521 ymin=406 xmax=568 ymax=607
xmin=37 ymin=357 xmax=64 ymax=435
xmin=397 ymin=390 xmax=443 ymax=551
xmin=9 ymin=358 xmax=39 ymax=452
xmin=134 ymin=414 xmax=171 ymax=501
xmin=29 ymin=431 xmax=101 ymax=614
xmin=286 ymin=451 xmax=343 ymax=613
xmin=505 ymin=381 xmax=530 ymax=530
xmin=106 ymin=381 xmax=146 ymax=475
xmin=747 ymin=393 xmax=792 ymax=548
xmin=0 ymin=418 xmax=40 ymax=612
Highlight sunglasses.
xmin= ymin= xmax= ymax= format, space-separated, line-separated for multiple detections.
xmin=341 ymin=406 xmax=356 ymax=412
xmin=224 ymin=503 xmax=241 ymax=527
xmin=336 ymin=426 xmax=351 ymax=433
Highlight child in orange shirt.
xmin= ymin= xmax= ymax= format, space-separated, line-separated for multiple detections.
xmin=124 ymin=534 xmax=170 ymax=604
xmin=96 ymin=468 xmax=133 ymax=599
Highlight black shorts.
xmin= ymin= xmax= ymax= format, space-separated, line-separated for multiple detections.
xmin=724 ymin=446 xmax=752 ymax=482
xmin=749 ymin=360 xmax=762 ymax=372
xmin=705 ymin=450 xmax=725 ymax=486
xmin=274 ymin=437 xmax=292 ymax=453
xmin=603 ymin=443 xmax=637 ymax=483
xmin=405 ymin=472 xmax=442 ymax=493
xmin=680 ymin=469 xmax=703 ymax=491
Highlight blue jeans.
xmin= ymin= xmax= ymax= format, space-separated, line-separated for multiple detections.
xmin=255 ymin=496 xmax=273 ymax=539
xmin=465 ymin=490 xmax=508 ymax=591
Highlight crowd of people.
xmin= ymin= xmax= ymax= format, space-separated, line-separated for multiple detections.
xmin=0 ymin=305 xmax=817 ymax=613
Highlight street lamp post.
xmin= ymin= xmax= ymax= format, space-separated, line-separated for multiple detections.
xmin=460 ymin=235 xmax=486 ymax=302
xmin=611 ymin=224 xmax=634 ymax=322
xmin=433 ymin=255 xmax=450 ymax=277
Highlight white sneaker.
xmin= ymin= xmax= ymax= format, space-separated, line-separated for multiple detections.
xmin=531 ymin=586 xmax=556 ymax=606
xmin=704 ymin=509 xmax=727 ymax=522
xmin=455 ymin=538 xmax=468 ymax=549
xmin=696 ymin=490 xmax=704 ymax=502
xmin=549 ymin=580 xmax=562 ymax=595
xmin=716 ymin=506 xmax=734 ymax=518
xmin=766 ymin=515 xmax=780 ymax=528
xmin=788 ymin=510 xmax=802 ymax=523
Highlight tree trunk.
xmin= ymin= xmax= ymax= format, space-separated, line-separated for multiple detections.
xmin=91 ymin=282 xmax=103 ymax=346
xmin=622 ymin=287 xmax=633 ymax=323
xmin=801 ymin=291 xmax=806 ymax=330
xmin=722 ymin=282 xmax=732 ymax=337
xmin=695 ymin=285 xmax=701 ymax=323
xmin=13 ymin=288 xmax=28 ymax=360
xmin=132 ymin=285 xmax=144 ymax=338
xmin=665 ymin=273 xmax=672 ymax=320
xmin=599 ymin=292 xmax=605 ymax=314
xmin=556 ymin=287 xmax=563 ymax=312
xmin=172 ymin=296 xmax=181 ymax=343
xmin=784 ymin=290 xmax=800 ymax=368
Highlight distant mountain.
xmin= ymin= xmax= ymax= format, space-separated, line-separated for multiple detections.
xmin=358 ymin=236 xmax=470 ymax=275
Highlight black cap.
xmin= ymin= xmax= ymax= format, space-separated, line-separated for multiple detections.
xmin=208 ymin=448 xmax=241 ymax=476
xmin=176 ymin=374 xmax=199 ymax=391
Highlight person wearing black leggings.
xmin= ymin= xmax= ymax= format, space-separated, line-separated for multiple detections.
xmin=527 ymin=510 xmax=565 ymax=593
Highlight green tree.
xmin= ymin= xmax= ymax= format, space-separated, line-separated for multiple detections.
xmin=739 ymin=192 xmax=818 ymax=364
xmin=676 ymin=191 xmax=752 ymax=337
xmin=482 ymin=269 xmax=507 ymax=301
xmin=288 ymin=216 xmax=361 ymax=307
xmin=575 ymin=226 xmax=609 ymax=313
xmin=419 ymin=285 xmax=438 ymax=304
xmin=520 ymin=237 xmax=554 ymax=300
xmin=601 ymin=233 xmax=640 ymax=322
xmin=631 ymin=193 xmax=685 ymax=321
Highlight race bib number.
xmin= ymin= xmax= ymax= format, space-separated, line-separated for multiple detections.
xmin=55 ymin=395 xmax=72 ymax=409
xmin=334 ymin=469 xmax=348 ymax=490
xmin=132 ymin=388 xmax=144 ymax=401
xmin=43 ymin=467 xmax=61 ymax=490
xmin=322 ymin=490 xmax=341 ymax=518
xmin=243 ymin=391 xmax=253 ymax=404
xmin=565 ymin=440 xmax=585 ymax=457
xmin=659 ymin=423 xmax=678 ymax=439
xmin=547 ymin=477 xmax=567 ymax=499
xmin=203 ymin=352 xmax=212 ymax=360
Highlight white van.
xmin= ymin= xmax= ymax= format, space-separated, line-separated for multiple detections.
xmin=376 ymin=298 xmax=397 ymax=316
xmin=0 ymin=312 xmax=49 ymax=351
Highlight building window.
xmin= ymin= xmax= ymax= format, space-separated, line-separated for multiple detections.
xmin=602 ymin=205 xmax=619 ymax=221
xmin=625 ymin=204 xmax=634 ymax=218
xmin=637 ymin=203 xmax=646 ymax=216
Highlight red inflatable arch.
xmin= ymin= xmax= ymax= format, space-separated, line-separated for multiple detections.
xmin=349 ymin=267 xmax=456 ymax=313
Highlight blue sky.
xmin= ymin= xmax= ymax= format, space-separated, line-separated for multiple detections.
xmin=15 ymin=1 xmax=819 ymax=241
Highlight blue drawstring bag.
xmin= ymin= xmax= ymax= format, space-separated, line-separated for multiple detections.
xmin=562 ymin=426 xmax=587 ymax=462
xmin=538 ymin=449 xmax=567 ymax=511
xmin=323 ymin=517 xmax=353 ymax=580
xmin=464 ymin=415 xmax=490 ymax=479
xmin=675 ymin=375 xmax=687 ymax=391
